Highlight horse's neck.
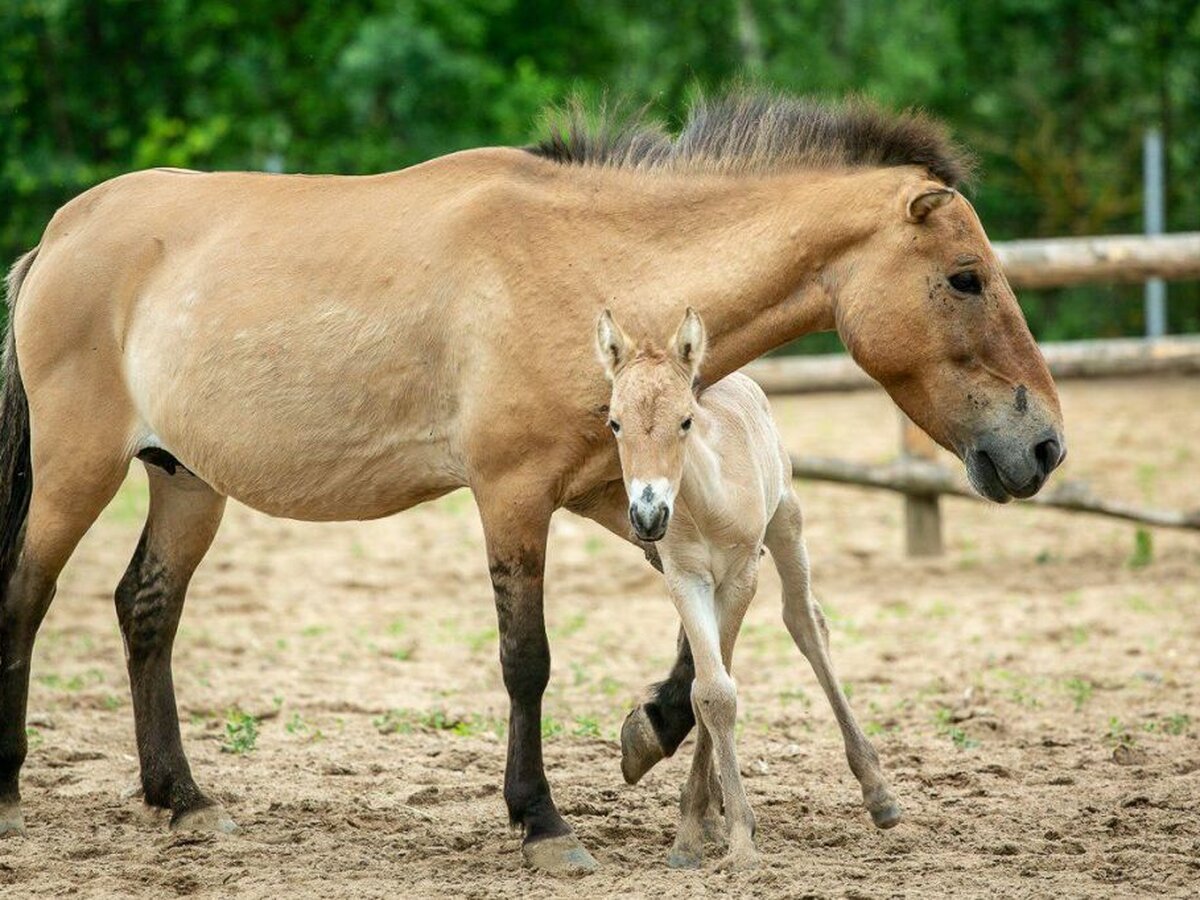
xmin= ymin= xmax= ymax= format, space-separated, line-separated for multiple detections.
xmin=561 ymin=166 xmax=896 ymax=385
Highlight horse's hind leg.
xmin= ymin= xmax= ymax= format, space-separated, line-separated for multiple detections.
xmin=765 ymin=491 xmax=901 ymax=829
xmin=0 ymin=457 xmax=127 ymax=836
xmin=115 ymin=461 xmax=231 ymax=832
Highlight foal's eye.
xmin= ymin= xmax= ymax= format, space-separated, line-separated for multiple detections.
xmin=681 ymin=417 xmax=693 ymax=432
xmin=949 ymin=271 xmax=983 ymax=295
xmin=608 ymin=420 xmax=621 ymax=435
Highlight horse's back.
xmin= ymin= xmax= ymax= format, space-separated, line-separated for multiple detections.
xmin=12 ymin=149 xmax=539 ymax=520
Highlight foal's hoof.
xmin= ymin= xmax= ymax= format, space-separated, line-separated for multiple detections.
xmin=522 ymin=833 xmax=599 ymax=874
xmin=714 ymin=847 xmax=759 ymax=873
xmin=667 ymin=844 xmax=703 ymax=869
xmin=171 ymin=804 xmax=238 ymax=835
xmin=620 ymin=706 xmax=665 ymax=785
xmin=0 ymin=802 xmax=25 ymax=838
xmin=870 ymin=799 xmax=902 ymax=829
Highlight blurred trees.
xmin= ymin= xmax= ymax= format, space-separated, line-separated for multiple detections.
xmin=2 ymin=0 xmax=1198 ymax=341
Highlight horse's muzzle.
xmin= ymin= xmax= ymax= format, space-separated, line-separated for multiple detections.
xmin=966 ymin=430 xmax=1066 ymax=502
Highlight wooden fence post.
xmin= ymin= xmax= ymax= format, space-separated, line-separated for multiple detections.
xmin=899 ymin=414 xmax=943 ymax=556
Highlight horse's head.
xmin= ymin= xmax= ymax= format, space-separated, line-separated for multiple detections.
xmin=834 ymin=175 xmax=1065 ymax=501
xmin=595 ymin=308 xmax=705 ymax=541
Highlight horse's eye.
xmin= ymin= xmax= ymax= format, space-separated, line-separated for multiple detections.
xmin=608 ymin=420 xmax=621 ymax=435
xmin=949 ymin=271 xmax=983 ymax=294
xmin=681 ymin=417 xmax=693 ymax=432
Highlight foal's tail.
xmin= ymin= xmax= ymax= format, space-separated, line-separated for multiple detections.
xmin=0 ymin=248 xmax=37 ymax=590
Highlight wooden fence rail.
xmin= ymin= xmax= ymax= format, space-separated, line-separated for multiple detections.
xmin=995 ymin=232 xmax=1200 ymax=288
xmin=745 ymin=334 xmax=1200 ymax=395
xmin=790 ymin=454 xmax=1200 ymax=532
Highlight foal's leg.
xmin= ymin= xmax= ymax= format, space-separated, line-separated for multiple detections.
xmin=475 ymin=481 xmax=597 ymax=873
xmin=564 ymin=480 xmax=698 ymax=784
xmin=115 ymin=462 xmax=231 ymax=832
xmin=668 ymin=572 xmax=758 ymax=871
xmin=620 ymin=626 xmax=697 ymax=784
xmin=0 ymin=455 xmax=127 ymax=835
xmin=765 ymin=492 xmax=901 ymax=829
xmin=666 ymin=710 xmax=714 ymax=869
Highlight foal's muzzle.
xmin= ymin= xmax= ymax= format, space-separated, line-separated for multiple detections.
xmin=629 ymin=501 xmax=670 ymax=542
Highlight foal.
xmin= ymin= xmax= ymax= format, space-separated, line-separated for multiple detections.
xmin=596 ymin=308 xmax=901 ymax=870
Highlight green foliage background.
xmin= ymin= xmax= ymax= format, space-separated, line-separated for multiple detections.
xmin=2 ymin=0 xmax=1198 ymax=347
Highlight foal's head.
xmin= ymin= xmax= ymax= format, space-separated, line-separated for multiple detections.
xmin=596 ymin=308 xmax=705 ymax=542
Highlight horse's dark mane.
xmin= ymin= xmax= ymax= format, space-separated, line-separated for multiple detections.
xmin=527 ymin=90 xmax=973 ymax=188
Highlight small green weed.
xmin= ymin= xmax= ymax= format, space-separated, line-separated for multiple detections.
xmin=1162 ymin=713 xmax=1191 ymax=736
xmin=221 ymin=709 xmax=259 ymax=754
xmin=1064 ymin=677 xmax=1094 ymax=711
xmin=1106 ymin=717 xmax=1136 ymax=749
xmin=1128 ymin=528 xmax=1153 ymax=569
xmin=572 ymin=716 xmax=601 ymax=738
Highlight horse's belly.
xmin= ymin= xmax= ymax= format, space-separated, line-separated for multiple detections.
xmin=150 ymin=398 xmax=465 ymax=520
xmin=125 ymin=293 xmax=468 ymax=521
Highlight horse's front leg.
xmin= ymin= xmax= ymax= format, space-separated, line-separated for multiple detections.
xmin=475 ymin=481 xmax=598 ymax=873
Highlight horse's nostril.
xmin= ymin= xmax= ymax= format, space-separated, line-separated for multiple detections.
xmin=1034 ymin=437 xmax=1062 ymax=476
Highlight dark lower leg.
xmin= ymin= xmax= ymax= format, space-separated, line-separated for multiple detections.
xmin=491 ymin=554 xmax=569 ymax=843
xmin=115 ymin=533 xmax=209 ymax=820
xmin=644 ymin=628 xmax=698 ymax=756
xmin=0 ymin=564 xmax=56 ymax=814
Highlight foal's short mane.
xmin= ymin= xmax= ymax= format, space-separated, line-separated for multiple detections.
xmin=527 ymin=91 xmax=973 ymax=188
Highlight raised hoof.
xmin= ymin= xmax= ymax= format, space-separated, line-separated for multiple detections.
xmin=522 ymin=833 xmax=599 ymax=875
xmin=0 ymin=801 xmax=25 ymax=838
xmin=667 ymin=844 xmax=703 ymax=869
xmin=170 ymin=804 xmax=238 ymax=835
xmin=620 ymin=706 xmax=665 ymax=785
xmin=869 ymin=798 xmax=903 ymax=830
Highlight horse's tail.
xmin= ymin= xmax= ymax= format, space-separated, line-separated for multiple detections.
xmin=0 ymin=248 xmax=37 ymax=591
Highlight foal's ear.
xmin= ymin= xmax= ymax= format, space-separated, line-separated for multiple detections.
xmin=596 ymin=309 xmax=631 ymax=379
xmin=905 ymin=184 xmax=955 ymax=223
xmin=670 ymin=307 xmax=706 ymax=376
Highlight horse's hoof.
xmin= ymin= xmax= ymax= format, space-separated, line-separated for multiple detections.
xmin=0 ymin=801 xmax=25 ymax=838
xmin=667 ymin=844 xmax=703 ymax=869
xmin=171 ymin=804 xmax=238 ymax=835
xmin=869 ymin=797 xmax=902 ymax=829
xmin=620 ymin=706 xmax=665 ymax=785
xmin=522 ymin=833 xmax=599 ymax=874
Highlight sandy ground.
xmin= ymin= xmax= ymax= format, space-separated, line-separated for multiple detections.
xmin=1 ymin=375 xmax=1198 ymax=899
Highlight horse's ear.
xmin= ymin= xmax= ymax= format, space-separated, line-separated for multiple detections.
xmin=596 ymin=309 xmax=630 ymax=380
xmin=670 ymin=307 xmax=706 ymax=377
xmin=905 ymin=184 xmax=955 ymax=223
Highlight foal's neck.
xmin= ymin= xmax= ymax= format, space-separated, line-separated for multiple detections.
xmin=675 ymin=406 xmax=741 ymax=534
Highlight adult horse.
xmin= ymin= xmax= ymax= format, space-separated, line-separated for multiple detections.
xmin=0 ymin=93 xmax=1064 ymax=872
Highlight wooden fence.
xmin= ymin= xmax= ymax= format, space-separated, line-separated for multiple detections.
xmin=743 ymin=232 xmax=1200 ymax=556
